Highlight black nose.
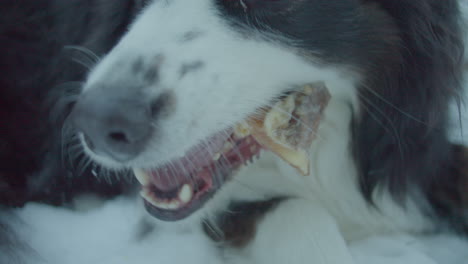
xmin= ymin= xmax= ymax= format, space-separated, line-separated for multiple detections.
xmin=71 ymin=87 xmax=153 ymax=162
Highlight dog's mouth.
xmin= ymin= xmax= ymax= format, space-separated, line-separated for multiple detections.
xmin=132 ymin=83 xmax=331 ymax=221
xmin=133 ymin=130 xmax=262 ymax=221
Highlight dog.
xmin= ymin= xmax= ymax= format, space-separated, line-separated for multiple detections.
xmin=1 ymin=0 xmax=468 ymax=263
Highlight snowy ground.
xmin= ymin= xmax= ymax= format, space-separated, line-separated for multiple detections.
xmin=9 ymin=198 xmax=468 ymax=264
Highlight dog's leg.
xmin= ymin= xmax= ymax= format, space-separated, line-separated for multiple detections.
xmin=234 ymin=198 xmax=356 ymax=264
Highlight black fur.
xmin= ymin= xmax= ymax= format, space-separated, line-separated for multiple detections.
xmin=0 ymin=0 xmax=146 ymax=207
xmin=353 ymin=0 xmax=466 ymax=227
xmin=0 ymin=1 xmax=143 ymax=260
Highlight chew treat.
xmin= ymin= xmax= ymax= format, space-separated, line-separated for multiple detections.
xmin=235 ymin=83 xmax=331 ymax=176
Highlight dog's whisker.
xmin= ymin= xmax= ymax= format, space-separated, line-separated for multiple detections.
xmin=226 ymin=137 xmax=247 ymax=167
xmin=67 ymin=144 xmax=86 ymax=171
xmin=176 ymin=159 xmax=191 ymax=185
xmin=64 ymin=45 xmax=100 ymax=65
xmin=162 ymin=163 xmax=174 ymax=188
xmin=76 ymin=155 xmax=93 ymax=177
xmin=201 ymin=218 xmax=224 ymax=241
xmin=202 ymin=141 xmax=223 ymax=189
xmin=360 ymin=83 xmax=428 ymax=126
xmin=70 ymin=57 xmax=94 ymax=70
xmin=168 ymin=161 xmax=181 ymax=188
xmin=358 ymin=92 xmax=405 ymax=159
xmin=182 ymin=155 xmax=200 ymax=191
xmin=359 ymin=99 xmax=396 ymax=143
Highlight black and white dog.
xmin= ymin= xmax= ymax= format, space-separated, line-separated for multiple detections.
xmin=1 ymin=0 xmax=468 ymax=263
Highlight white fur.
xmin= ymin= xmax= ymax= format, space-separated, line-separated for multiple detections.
xmin=81 ymin=0 xmax=452 ymax=263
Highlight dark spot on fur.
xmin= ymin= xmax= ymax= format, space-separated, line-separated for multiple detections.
xmin=144 ymin=67 xmax=159 ymax=83
xmin=203 ymin=198 xmax=283 ymax=248
xmin=151 ymin=91 xmax=176 ymax=119
xmin=180 ymin=31 xmax=204 ymax=42
xmin=132 ymin=57 xmax=144 ymax=74
xmin=179 ymin=61 xmax=205 ymax=79
xmin=143 ymin=54 xmax=165 ymax=83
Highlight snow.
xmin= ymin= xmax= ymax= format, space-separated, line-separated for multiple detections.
xmin=8 ymin=198 xmax=467 ymax=264
xmin=10 ymin=198 xmax=221 ymax=264
xmin=351 ymin=235 xmax=468 ymax=264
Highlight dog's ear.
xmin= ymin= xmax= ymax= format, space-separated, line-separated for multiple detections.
xmin=428 ymin=144 xmax=468 ymax=234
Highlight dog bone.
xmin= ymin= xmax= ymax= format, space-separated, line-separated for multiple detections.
xmin=237 ymin=83 xmax=331 ymax=175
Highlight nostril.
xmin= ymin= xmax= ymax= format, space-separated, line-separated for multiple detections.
xmin=108 ymin=131 xmax=131 ymax=144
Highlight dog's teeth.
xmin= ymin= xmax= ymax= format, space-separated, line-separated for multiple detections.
xmin=140 ymin=190 xmax=182 ymax=210
xmin=223 ymin=142 xmax=234 ymax=152
xmin=178 ymin=184 xmax=193 ymax=203
xmin=213 ymin=153 xmax=221 ymax=161
xmin=140 ymin=189 xmax=158 ymax=206
xmin=234 ymin=122 xmax=251 ymax=139
xmin=153 ymin=200 xmax=181 ymax=210
xmin=133 ymin=168 xmax=150 ymax=185
xmin=164 ymin=200 xmax=182 ymax=210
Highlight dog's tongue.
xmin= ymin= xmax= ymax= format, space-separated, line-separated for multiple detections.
xmin=145 ymin=132 xmax=231 ymax=191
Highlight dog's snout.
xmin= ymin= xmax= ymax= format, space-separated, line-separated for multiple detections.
xmin=71 ymin=87 xmax=153 ymax=163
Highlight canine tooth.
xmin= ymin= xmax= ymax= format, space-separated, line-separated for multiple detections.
xmin=178 ymin=184 xmax=193 ymax=203
xmin=213 ymin=153 xmax=221 ymax=161
xmin=133 ymin=168 xmax=150 ymax=185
